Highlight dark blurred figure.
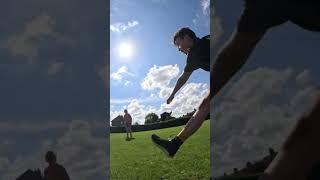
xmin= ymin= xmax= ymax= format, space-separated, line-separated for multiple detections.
xmin=44 ymin=151 xmax=70 ymax=180
xmin=16 ymin=169 xmax=42 ymax=180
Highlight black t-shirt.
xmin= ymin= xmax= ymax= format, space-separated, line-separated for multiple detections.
xmin=44 ymin=164 xmax=70 ymax=180
xmin=184 ymin=35 xmax=210 ymax=72
xmin=238 ymin=0 xmax=320 ymax=32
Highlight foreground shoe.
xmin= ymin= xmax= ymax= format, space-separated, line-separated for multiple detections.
xmin=151 ymin=134 xmax=182 ymax=157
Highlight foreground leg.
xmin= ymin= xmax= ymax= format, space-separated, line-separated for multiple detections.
xmin=177 ymin=94 xmax=210 ymax=141
xmin=125 ymin=125 xmax=130 ymax=140
xmin=130 ymin=128 xmax=133 ymax=139
xmin=260 ymin=95 xmax=320 ymax=180
xmin=151 ymin=93 xmax=210 ymax=157
xmin=126 ymin=133 xmax=130 ymax=140
xmin=128 ymin=124 xmax=133 ymax=139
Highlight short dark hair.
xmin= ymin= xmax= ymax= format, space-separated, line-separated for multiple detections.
xmin=172 ymin=27 xmax=196 ymax=45
xmin=45 ymin=151 xmax=56 ymax=163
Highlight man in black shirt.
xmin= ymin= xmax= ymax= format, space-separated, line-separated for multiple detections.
xmin=211 ymin=1 xmax=320 ymax=179
xmin=167 ymin=27 xmax=210 ymax=104
xmin=151 ymin=27 xmax=211 ymax=157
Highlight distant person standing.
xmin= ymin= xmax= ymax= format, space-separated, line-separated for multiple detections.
xmin=44 ymin=151 xmax=70 ymax=180
xmin=123 ymin=109 xmax=133 ymax=140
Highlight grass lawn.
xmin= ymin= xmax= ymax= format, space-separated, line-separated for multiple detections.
xmin=110 ymin=120 xmax=210 ymax=180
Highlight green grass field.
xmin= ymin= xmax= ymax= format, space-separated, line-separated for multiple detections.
xmin=110 ymin=120 xmax=210 ymax=180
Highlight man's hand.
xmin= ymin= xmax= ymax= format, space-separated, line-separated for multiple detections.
xmin=166 ymin=71 xmax=192 ymax=104
xmin=167 ymin=95 xmax=174 ymax=104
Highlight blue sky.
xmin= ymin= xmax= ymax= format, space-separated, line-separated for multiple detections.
xmin=110 ymin=0 xmax=210 ymax=124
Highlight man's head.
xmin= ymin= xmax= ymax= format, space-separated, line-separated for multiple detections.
xmin=45 ymin=151 xmax=57 ymax=164
xmin=124 ymin=109 xmax=128 ymax=114
xmin=173 ymin=27 xmax=197 ymax=55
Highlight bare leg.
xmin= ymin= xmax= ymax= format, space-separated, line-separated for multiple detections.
xmin=125 ymin=125 xmax=129 ymax=139
xmin=261 ymin=95 xmax=320 ymax=180
xmin=150 ymin=92 xmax=210 ymax=157
xmin=129 ymin=125 xmax=133 ymax=138
xmin=177 ymin=92 xmax=210 ymax=141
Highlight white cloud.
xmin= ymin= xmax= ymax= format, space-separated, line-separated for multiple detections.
xmin=48 ymin=62 xmax=64 ymax=75
xmin=110 ymin=96 xmax=162 ymax=124
xmin=52 ymin=120 xmax=107 ymax=180
xmin=296 ymin=69 xmax=312 ymax=87
xmin=0 ymin=120 xmax=107 ymax=180
xmin=159 ymin=87 xmax=173 ymax=99
xmin=124 ymin=100 xmax=158 ymax=125
xmin=2 ymin=14 xmax=75 ymax=64
xmin=128 ymin=21 xmax=138 ymax=27
xmin=201 ymin=0 xmax=210 ymax=16
xmin=192 ymin=0 xmax=210 ymax=28
xmin=124 ymin=81 xmax=131 ymax=86
xmin=4 ymin=15 xmax=55 ymax=63
xmin=141 ymin=64 xmax=180 ymax=90
xmin=111 ymin=65 xmax=209 ymax=124
xmin=110 ymin=109 xmax=124 ymax=121
xmin=111 ymin=66 xmax=134 ymax=81
xmin=192 ymin=14 xmax=201 ymax=26
xmin=110 ymin=95 xmax=160 ymax=105
xmin=0 ymin=157 xmax=9 ymax=171
xmin=110 ymin=82 xmax=209 ymax=124
xmin=224 ymin=67 xmax=293 ymax=101
xmin=0 ymin=121 xmax=67 ymax=133
xmin=211 ymin=67 xmax=319 ymax=177
xmin=110 ymin=98 xmax=133 ymax=105
xmin=110 ymin=20 xmax=139 ymax=33
xmin=150 ymin=93 xmax=157 ymax=98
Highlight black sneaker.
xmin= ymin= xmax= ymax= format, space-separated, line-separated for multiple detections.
xmin=151 ymin=134 xmax=182 ymax=157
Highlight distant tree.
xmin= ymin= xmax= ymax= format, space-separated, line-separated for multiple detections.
xmin=134 ymin=122 xmax=140 ymax=125
xmin=145 ymin=113 xmax=159 ymax=124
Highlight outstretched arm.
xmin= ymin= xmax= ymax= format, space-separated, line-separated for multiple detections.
xmin=211 ymin=30 xmax=266 ymax=99
xmin=167 ymin=71 xmax=192 ymax=104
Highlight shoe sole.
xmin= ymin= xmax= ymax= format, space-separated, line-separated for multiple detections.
xmin=151 ymin=137 xmax=174 ymax=158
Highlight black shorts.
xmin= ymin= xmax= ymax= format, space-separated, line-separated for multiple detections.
xmin=238 ymin=0 xmax=320 ymax=32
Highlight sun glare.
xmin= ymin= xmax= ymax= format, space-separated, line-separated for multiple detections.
xmin=118 ymin=42 xmax=134 ymax=58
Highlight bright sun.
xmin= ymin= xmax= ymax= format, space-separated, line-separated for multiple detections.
xmin=118 ymin=42 xmax=134 ymax=58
